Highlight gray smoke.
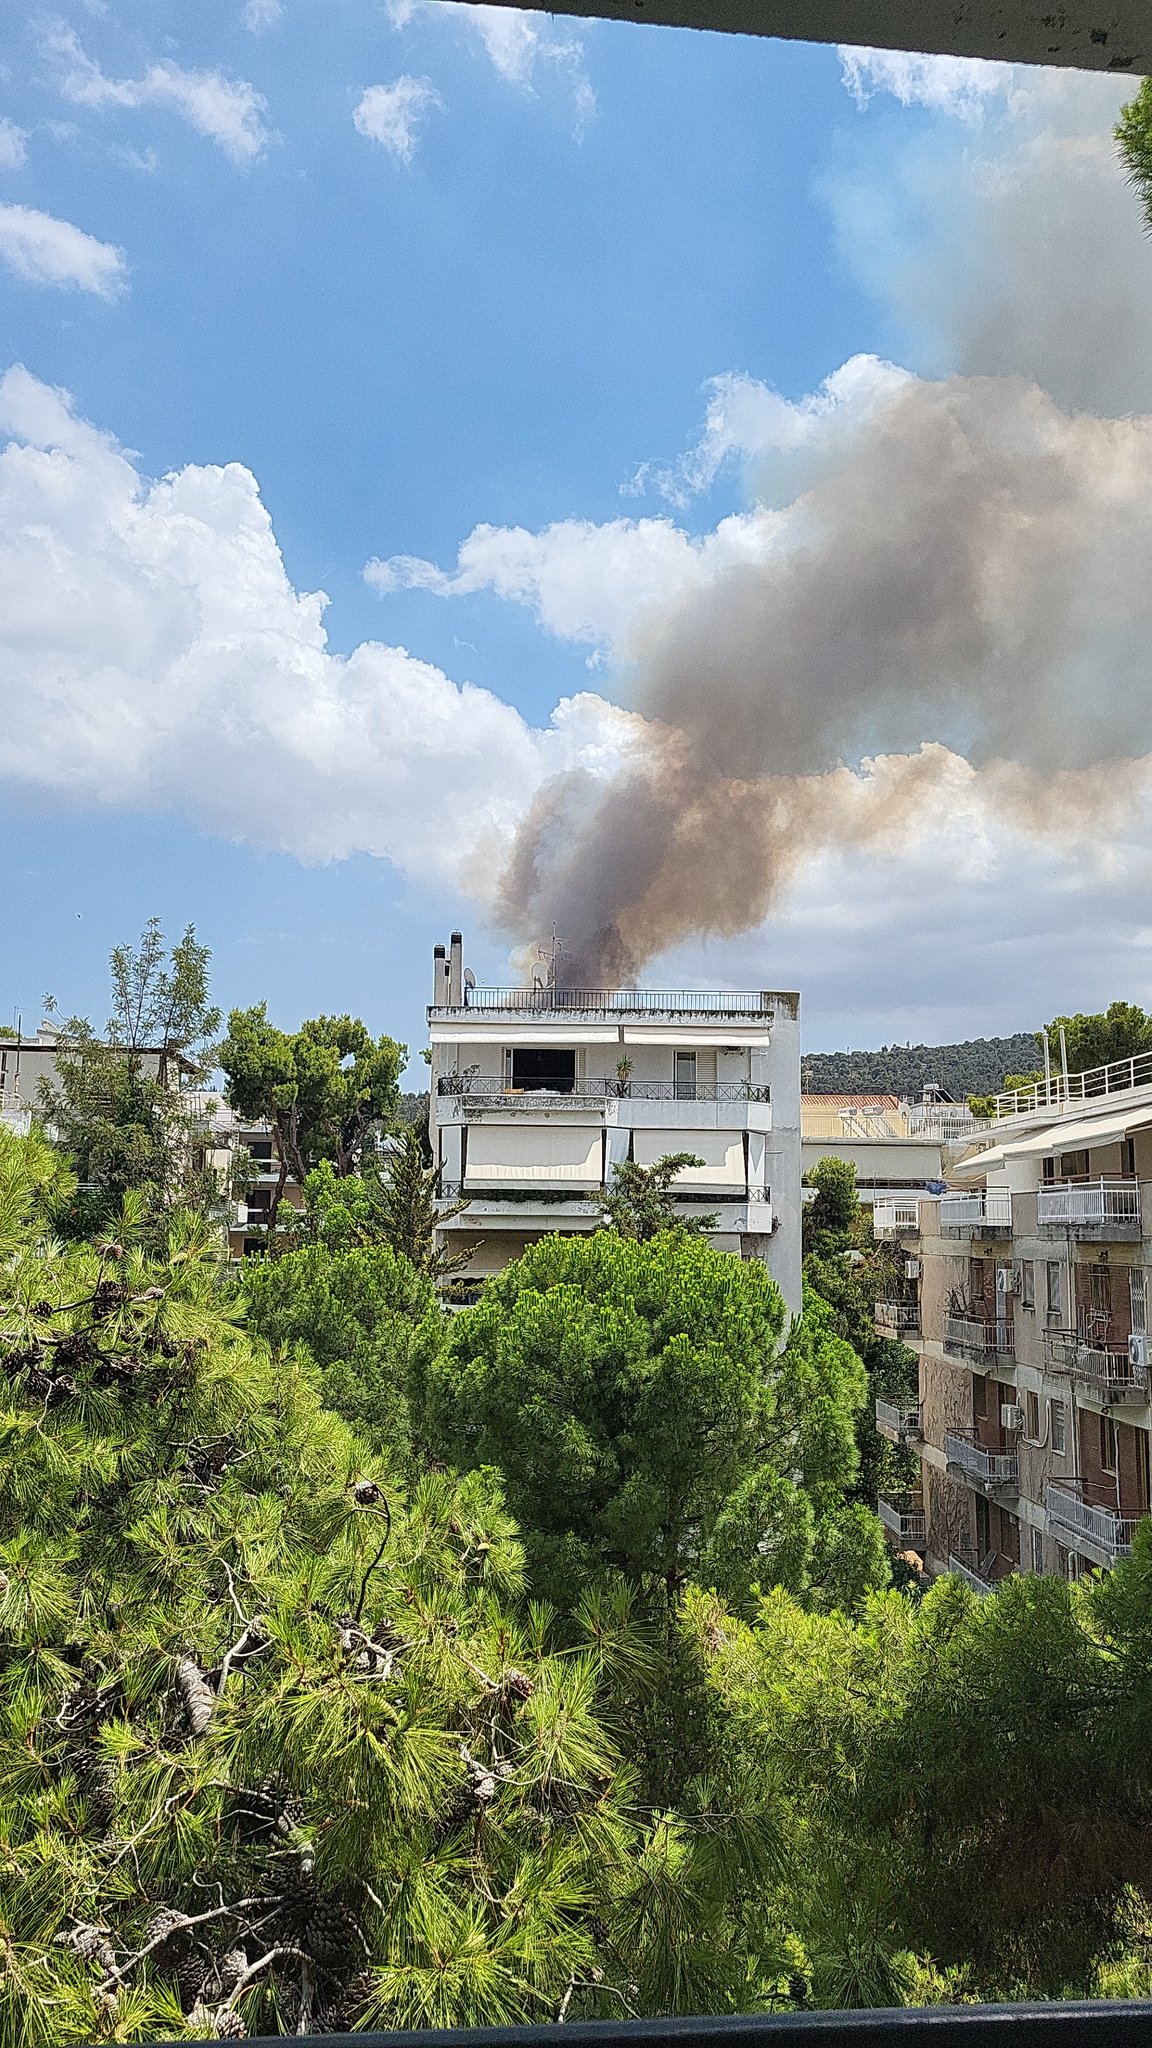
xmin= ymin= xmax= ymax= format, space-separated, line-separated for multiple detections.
xmin=498 ymin=372 xmax=1152 ymax=984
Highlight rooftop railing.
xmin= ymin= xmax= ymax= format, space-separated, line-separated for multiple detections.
xmin=994 ymin=1047 xmax=1152 ymax=1119
xmin=939 ymin=1190 xmax=1013 ymax=1230
xmin=1037 ymin=1178 xmax=1142 ymax=1227
xmin=945 ymin=1430 xmax=1019 ymax=1490
xmin=1044 ymin=1479 xmax=1139 ymax=1560
xmin=437 ymin=988 xmax=775 ymax=1015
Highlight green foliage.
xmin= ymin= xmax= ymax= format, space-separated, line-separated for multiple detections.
xmin=802 ymin=1157 xmax=861 ymax=1257
xmin=801 ymin=1033 xmax=1041 ymax=1101
xmin=219 ymin=1008 xmax=405 ymax=1230
xmin=414 ymin=1232 xmax=880 ymax=1613
xmin=1118 ymin=78 xmax=1152 ymax=230
xmin=245 ymin=1231 xmax=438 ymax=1453
xmin=1043 ymin=1000 xmax=1152 ymax=1076
xmin=593 ymin=1153 xmax=716 ymax=1240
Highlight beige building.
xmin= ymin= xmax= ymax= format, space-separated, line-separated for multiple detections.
xmin=427 ymin=932 xmax=803 ymax=1316
xmin=874 ymin=1049 xmax=1152 ymax=1585
xmin=801 ymin=1092 xmax=975 ymax=1211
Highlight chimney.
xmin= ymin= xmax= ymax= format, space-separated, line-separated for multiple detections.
xmin=433 ymin=943 xmax=446 ymax=1006
xmin=448 ymin=931 xmax=464 ymax=1007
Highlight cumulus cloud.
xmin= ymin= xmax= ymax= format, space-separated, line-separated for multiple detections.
xmin=353 ymin=78 xmax=443 ymax=163
xmin=48 ymin=29 xmax=269 ymax=164
xmin=387 ymin=0 xmax=594 ymax=129
xmin=0 ymin=365 xmax=636 ymax=900
xmin=838 ymin=47 xmax=1015 ymax=118
xmin=0 ymin=119 xmax=27 ymax=169
xmin=0 ymin=203 xmax=125 ymax=294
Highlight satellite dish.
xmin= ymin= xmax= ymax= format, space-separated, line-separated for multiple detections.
xmin=464 ymin=967 xmax=476 ymax=990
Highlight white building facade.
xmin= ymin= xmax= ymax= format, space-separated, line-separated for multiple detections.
xmin=427 ymin=933 xmax=802 ymax=1317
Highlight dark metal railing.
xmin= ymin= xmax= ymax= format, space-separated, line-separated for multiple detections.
xmin=437 ymin=1078 xmax=770 ymax=1103
xmin=160 ymin=1996 xmax=1152 ymax=2048
xmin=438 ymin=988 xmax=774 ymax=1015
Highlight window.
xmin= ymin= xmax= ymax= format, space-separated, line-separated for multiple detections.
xmin=1049 ymin=1397 xmax=1067 ymax=1455
xmin=1060 ymin=1149 xmax=1089 ymax=1178
xmin=510 ymin=1047 xmax=576 ymax=1093
xmin=1042 ymin=1156 xmax=1055 ymax=1184
xmin=1046 ymin=1261 xmax=1063 ymax=1317
xmin=1124 ymin=1137 xmax=1137 ymax=1176
xmin=1021 ymin=1260 xmax=1035 ymax=1310
xmin=1099 ymin=1414 xmax=1119 ymax=1474
xmin=1026 ymin=1389 xmax=1040 ymax=1441
xmin=674 ymin=1050 xmax=697 ymax=1100
xmin=973 ymin=1376 xmax=989 ymax=1420
xmin=1131 ymin=1268 xmax=1148 ymax=1337
xmin=1030 ymin=1526 xmax=1044 ymax=1573
xmin=249 ymin=1139 xmax=274 ymax=1164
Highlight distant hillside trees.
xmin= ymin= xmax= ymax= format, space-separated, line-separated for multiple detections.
xmin=801 ymin=1033 xmax=1042 ymax=1101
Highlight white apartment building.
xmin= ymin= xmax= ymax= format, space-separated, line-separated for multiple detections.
xmin=427 ymin=932 xmax=802 ymax=1316
xmin=873 ymin=1049 xmax=1152 ymax=1586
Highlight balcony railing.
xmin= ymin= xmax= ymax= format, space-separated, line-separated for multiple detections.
xmin=943 ymin=1314 xmax=1014 ymax=1363
xmin=1037 ymin=1178 xmax=1142 ymax=1227
xmin=873 ymin=1199 xmax=921 ymax=1238
xmin=440 ymin=987 xmax=773 ymax=1015
xmin=994 ymin=1046 xmax=1152 ymax=1118
xmin=1042 ymin=1329 xmax=1148 ymax=1399
xmin=945 ymin=1430 xmax=1019 ymax=1491
xmin=875 ymin=1397 xmax=922 ymax=1443
xmin=875 ymin=1301 xmax=920 ymax=1335
xmin=939 ymin=1189 xmax=1012 ymax=1230
xmin=1044 ymin=1479 xmax=1139 ymax=1560
xmin=947 ymin=1548 xmax=996 ymax=1594
xmin=878 ymin=1491 xmax=927 ymax=1545
xmin=437 ymin=1077 xmax=770 ymax=1102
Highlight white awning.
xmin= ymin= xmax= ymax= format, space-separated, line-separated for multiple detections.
xmin=633 ymin=1129 xmax=745 ymax=1186
xmin=622 ymin=1025 xmax=769 ymax=1046
xmin=465 ymin=1125 xmax=602 ymax=1185
xmin=950 ymin=1103 xmax=1152 ymax=1177
xmin=430 ymin=1024 xmax=619 ymax=1044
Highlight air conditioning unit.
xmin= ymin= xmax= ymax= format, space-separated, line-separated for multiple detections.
xmin=996 ymin=1265 xmax=1020 ymax=1296
xmin=1000 ymin=1403 xmax=1025 ymax=1431
xmin=904 ymin=1258 xmax=921 ymax=1280
xmin=1129 ymin=1333 xmax=1149 ymax=1370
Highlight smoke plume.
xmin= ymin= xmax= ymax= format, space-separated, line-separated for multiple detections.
xmin=497 ymin=372 xmax=1152 ymax=984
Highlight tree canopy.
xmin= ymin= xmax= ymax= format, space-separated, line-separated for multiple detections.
xmin=592 ymin=1153 xmax=715 ymax=1241
xmin=1117 ymin=79 xmax=1152 ymax=231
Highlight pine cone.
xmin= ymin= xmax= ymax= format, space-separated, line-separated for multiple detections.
xmin=55 ymin=1330 xmax=96 ymax=1366
xmin=55 ymin=1921 xmax=117 ymax=1974
xmin=353 ymin=1478 xmax=382 ymax=1505
xmin=176 ymin=1657 xmax=215 ymax=1737
xmin=276 ymin=1878 xmax=358 ymax=1969
xmin=495 ymin=1668 xmax=534 ymax=1705
xmin=144 ymin=1908 xmax=193 ymax=1961
xmin=92 ymin=1279 xmax=128 ymax=1316
xmin=202 ymin=1946 xmax=249 ymax=2000
xmin=211 ymin=2007 xmax=247 ymax=2040
xmin=2 ymin=1340 xmax=44 ymax=1374
xmin=175 ymin=1953 xmax=208 ymax=2010
xmin=319 ymin=1968 xmax=376 ymax=2030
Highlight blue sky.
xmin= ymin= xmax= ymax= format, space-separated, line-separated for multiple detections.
xmin=2 ymin=4 xmax=1151 ymax=1072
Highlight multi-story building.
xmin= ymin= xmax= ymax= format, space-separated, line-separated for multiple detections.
xmin=874 ymin=1048 xmax=1152 ymax=1586
xmin=801 ymin=1091 xmax=973 ymax=1214
xmin=426 ymin=932 xmax=802 ymax=1316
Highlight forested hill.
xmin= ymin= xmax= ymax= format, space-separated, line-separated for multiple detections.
xmin=801 ymin=1032 xmax=1042 ymax=1100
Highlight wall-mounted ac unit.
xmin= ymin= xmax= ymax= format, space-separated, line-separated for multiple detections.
xmin=996 ymin=1265 xmax=1021 ymax=1296
xmin=904 ymin=1258 xmax=921 ymax=1280
xmin=1000 ymin=1403 xmax=1025 ymax=1431
xmin=1129 ymin=1333 xmax=1149 ymax=1370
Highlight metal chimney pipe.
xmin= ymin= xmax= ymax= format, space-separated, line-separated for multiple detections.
xmin=433 ymin=943 xmax=446 ymax=1005
xmin=448 ymin=931 xmax=464 ymax=1007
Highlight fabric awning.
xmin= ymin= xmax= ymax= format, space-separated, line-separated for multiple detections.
xmin=950 ymin=1103 xmax=1152 ymax=1178
xmin=633 ymin=1128 xmax=745 ymax=1187
xmin=465 ymin=1125 xmax=602 ymax=1185
xmin=430 ymin=1024 xmax=619 ymax=1044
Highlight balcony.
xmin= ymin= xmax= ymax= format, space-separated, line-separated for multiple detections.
xmin=942 ymin=1314 xmax=1014 ymax=1368
xmin=875 ymin=1301 xmax=920 ymax=1337
xmin=944 ymin=1429 xmax=1019 ymax=1494
xmin=437 ymin=1076 xmax=770 ymax=1108
xmin=946 ymin=1548 xmax=997 ymax=1594
xmin=1037 ymin=1178 xmax=1142 ymax=1238
xmin=873 ymin=1199 xmax=920 ymax=1239
xmin=939 ymin=1189 xmax=1012 ymax=1233
xmin=1044 ymin=1479 xmax=1139 ymax=1562
xmin=1042 ymin=1329 xmax=1148 ymax=1402
xmin=878 ymin=1491 xmax=926 ymax=1546
xmin=875 ymin=1397 xmax=922 ymax=1444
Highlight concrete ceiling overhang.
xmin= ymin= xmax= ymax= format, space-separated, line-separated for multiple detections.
xmin=447 ymin=0 xmax=1152 ymax=74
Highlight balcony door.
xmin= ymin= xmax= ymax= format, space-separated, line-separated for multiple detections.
xmin=674 ymin=1050 xmax=697 ymax=1101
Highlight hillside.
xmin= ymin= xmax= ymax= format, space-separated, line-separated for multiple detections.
xmin=800 ymin=1032 xmax=1042 ymax=1101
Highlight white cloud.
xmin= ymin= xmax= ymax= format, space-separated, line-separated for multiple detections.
xmin=0 ymin=119 xmax=27 ymax=169
xmin=48 ymin=29 xmax=269 ymax=164
xmin=0 ymin=203 xmax=125 ymax=294
xmin=0 ymin=365 xmax=636 ymax=900
xmin=353 ymin=77 xmax=442 ymax=163
xmin=838 ymin=46 xmax=1015 ymax=119
xmin=387 ymin=0 xmax=594 ymax=130
xmin=244 ymin=0 xmax=283 ymax=30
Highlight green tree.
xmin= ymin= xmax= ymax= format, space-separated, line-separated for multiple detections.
xmin=593 ymin=1153 xmax=715 ymax=1240
xmin=1118 ymin=78 xmax=1152 ymax=229
xmin=415 ymin=1232 xmax=881 ymax=1612
xmin=802 ymin=1156 xmax=861 ymax=1257
xmin=219 ymin=1008 xmax=405 ymax=1233
xmin=1044 ymin=1000 xmax=1152 ymax=1076
xmin=378 ymin=1125 xmax=473 ymax=1283
xmin=38 ymin=921 xmax=220 ymax=1234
